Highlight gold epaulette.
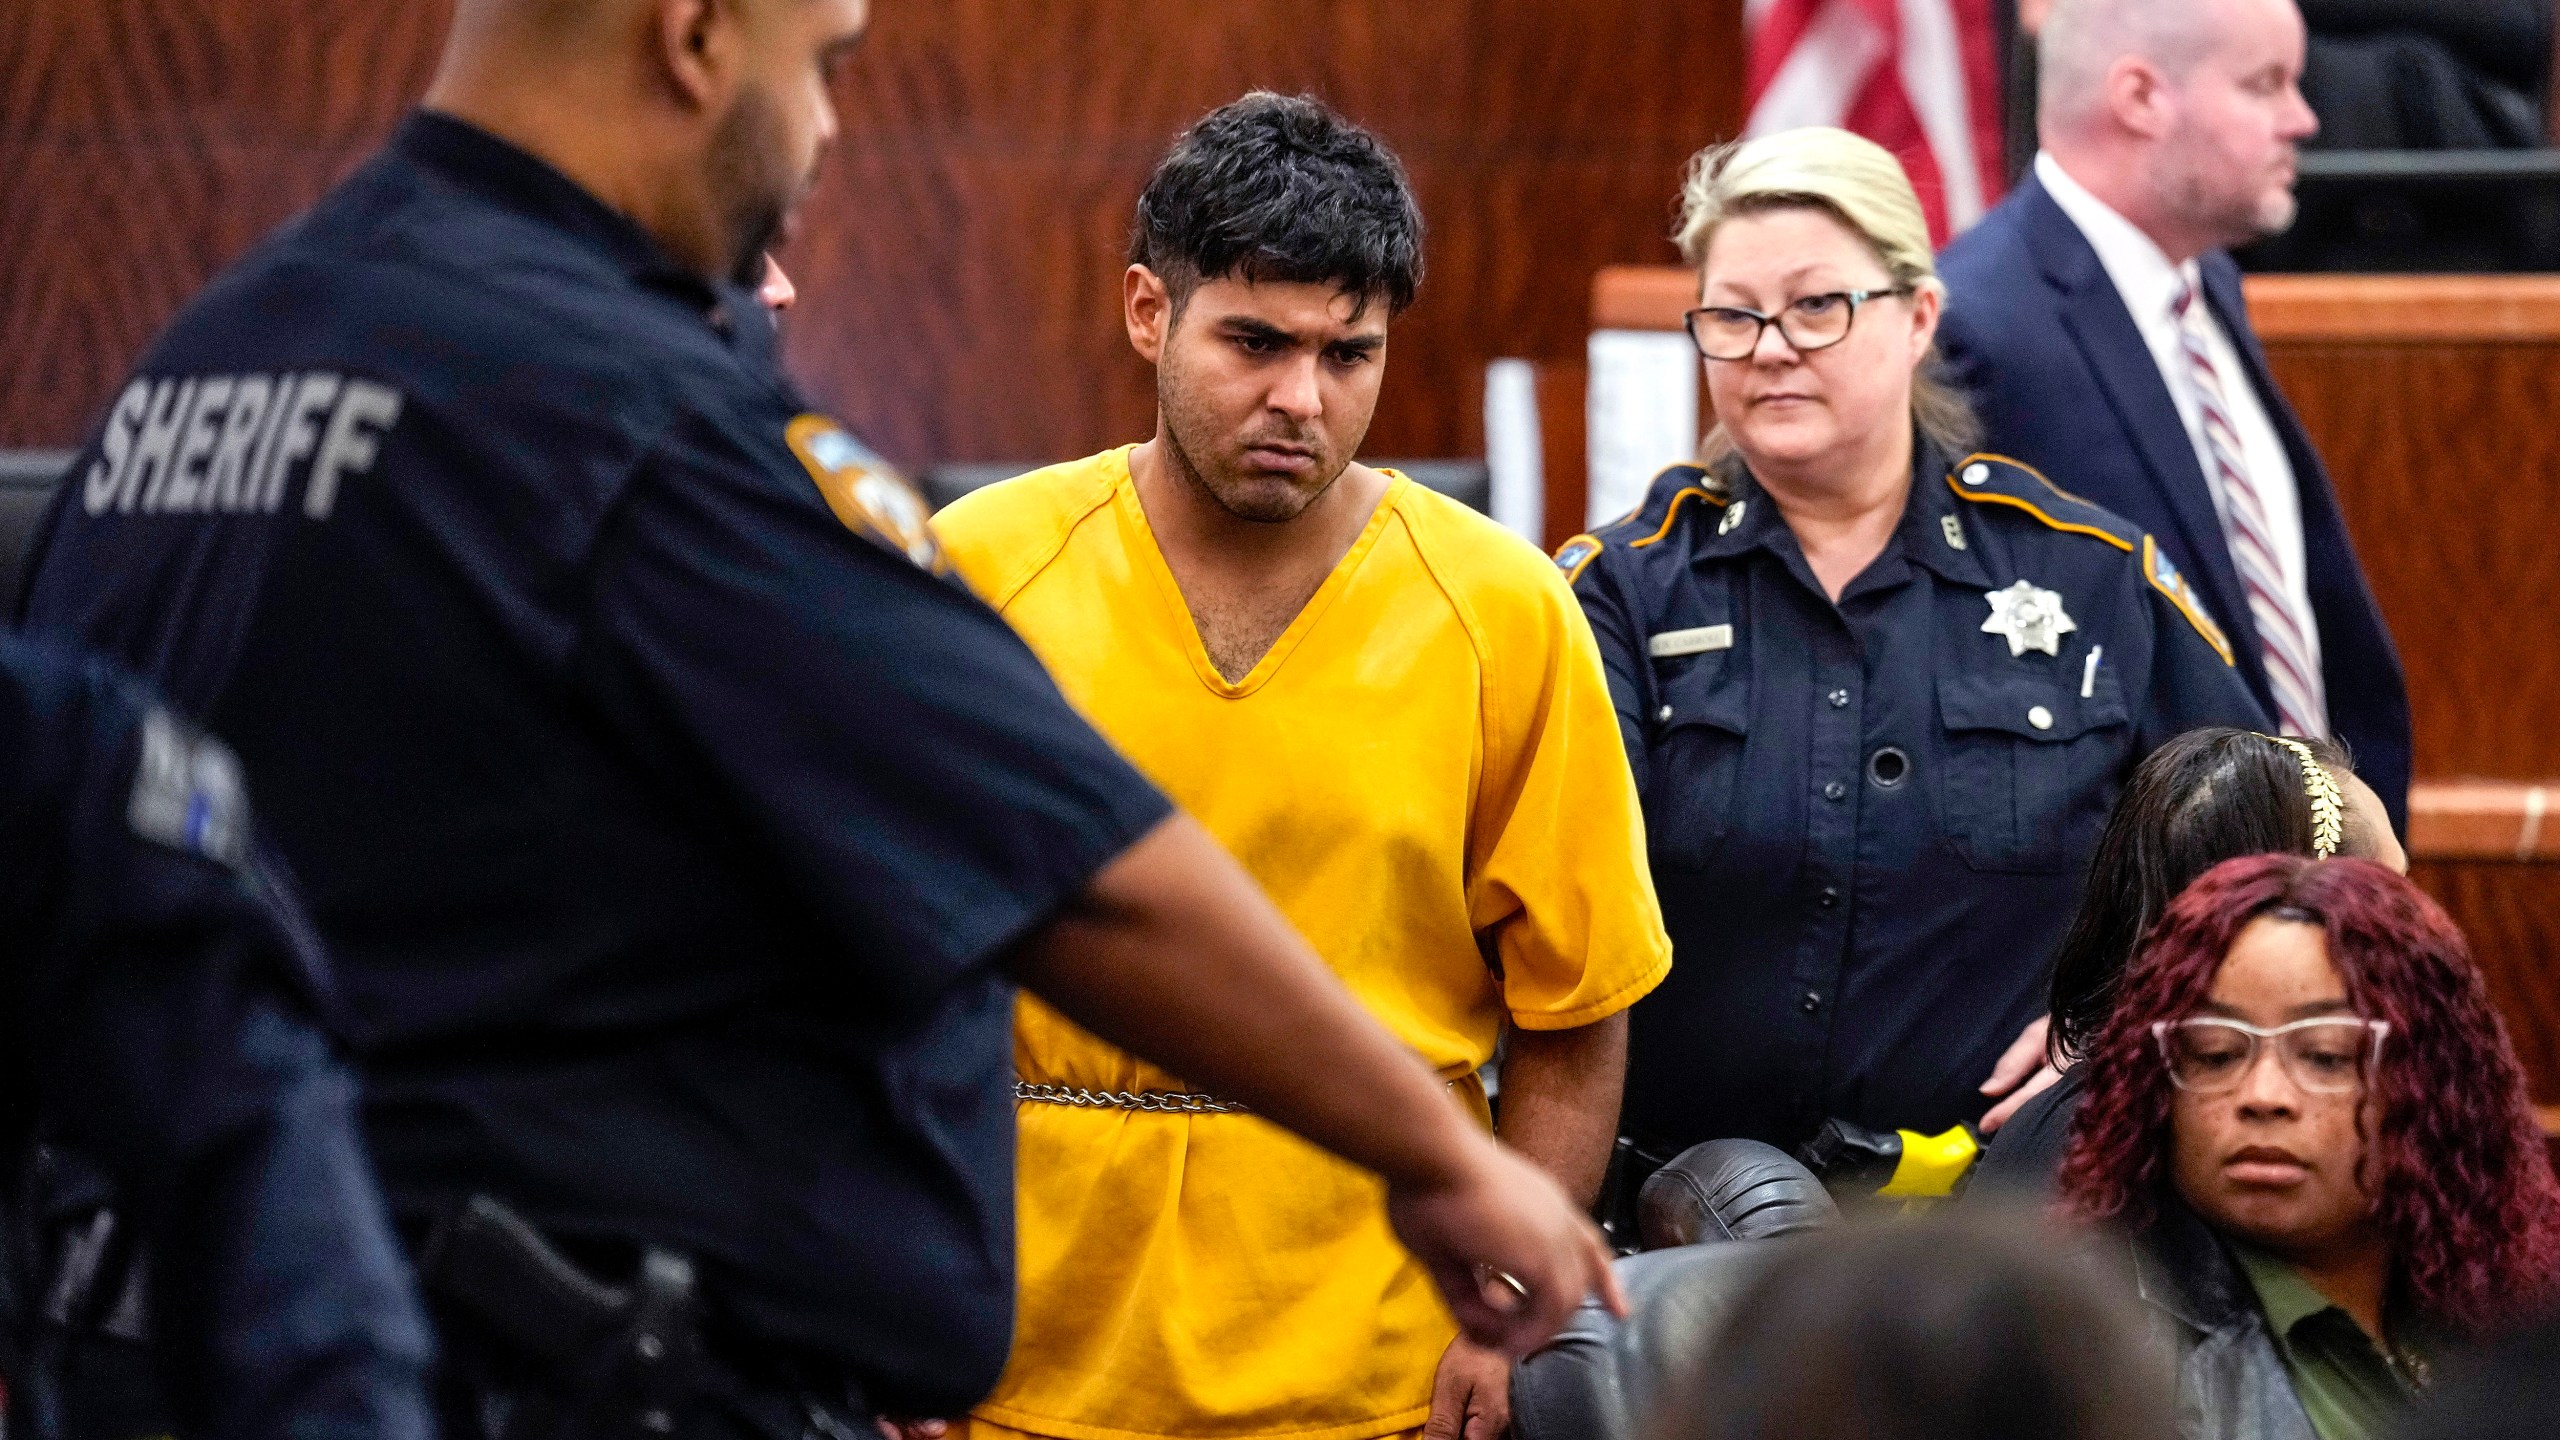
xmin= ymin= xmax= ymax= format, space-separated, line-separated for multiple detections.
xmin=1943 ymin=452 xmax=2139 ymax=554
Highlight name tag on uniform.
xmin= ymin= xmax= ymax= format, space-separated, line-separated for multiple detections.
xmin=1648 ymin=625 xmax=1734 ymax=658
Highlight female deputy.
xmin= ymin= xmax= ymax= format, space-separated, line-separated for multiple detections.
xmin=2062 ymin=855 xmax=2560 ymax=1439
xmin=1560 ymin=127 xmax=2263 ymax=1178
xmin=1972 ymin=728 xmax=2406 ymax=1198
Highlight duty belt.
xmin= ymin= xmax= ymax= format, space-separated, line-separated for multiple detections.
xmin=1013 ymin=1082 xmax=1248 ymax=1114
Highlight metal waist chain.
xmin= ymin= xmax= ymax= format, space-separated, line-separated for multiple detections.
xmin=1013 ymin=1081 xmax=1250 ymax=1114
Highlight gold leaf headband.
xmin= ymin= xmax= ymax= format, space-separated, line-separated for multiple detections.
xmin=2261 ymin=734 xmax=2344 ymax=860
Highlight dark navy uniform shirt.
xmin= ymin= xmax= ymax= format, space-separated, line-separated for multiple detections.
xmin=0 ymin=633 xmax=432 ymax=1440
xmin=1560 ymin=441 xmax=2263 ymax=1154
xmin=17 ymin=113 xmax=1172 ymax=1413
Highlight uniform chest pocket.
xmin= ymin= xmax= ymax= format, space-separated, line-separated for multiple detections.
xmin=1643 ymin=656 xmax=1752 ymax=872
xmin=1936 ymin=671 xmax=2130 ymax=874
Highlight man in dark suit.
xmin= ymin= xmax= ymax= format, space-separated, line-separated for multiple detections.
xmin=1938 ymin=0 xmax=2411 ymax=832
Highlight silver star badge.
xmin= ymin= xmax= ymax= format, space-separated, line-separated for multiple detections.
xmin=1982 ymin=579 xmax=2078 ymax=658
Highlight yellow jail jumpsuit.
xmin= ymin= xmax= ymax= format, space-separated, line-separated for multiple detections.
xmin=932 ymin=448 xmax=1669 ymax=1440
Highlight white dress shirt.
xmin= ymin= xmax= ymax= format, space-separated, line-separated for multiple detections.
xmin=2033 ymin=152 xmax=2323 ymax=675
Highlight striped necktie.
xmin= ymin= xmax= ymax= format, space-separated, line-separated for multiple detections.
xmin=2173 ymin=283 xmax=2327 ymax=737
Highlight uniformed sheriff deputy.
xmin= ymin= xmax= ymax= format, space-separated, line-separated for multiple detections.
xmin=0 ymin=634 xmax=432 ymax=1440
xmin=1559 ymin=128 xmax=2264 ymax=1190
xmin=15 ymin=1 xmax=1616 ymax=1435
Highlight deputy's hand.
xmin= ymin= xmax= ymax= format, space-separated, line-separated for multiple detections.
xmin=1978 ymin=1014 xmax=2061 ymax=1134
xmin=1386 ymin=1132 xmax=1622 ymax=1357
xmin=875 ymin=1421 xmax=948 ymax=1440
xmin=1425 ymin=1336 xmax=1514 ymax=1440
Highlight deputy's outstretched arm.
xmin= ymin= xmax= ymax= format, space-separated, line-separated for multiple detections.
xmin=1011 ymin=813 xmax=1624 ymax=1354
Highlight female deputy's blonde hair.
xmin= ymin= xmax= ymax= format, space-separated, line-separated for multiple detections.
xmin=1674 ymin=126 xmax=1978 ymax=473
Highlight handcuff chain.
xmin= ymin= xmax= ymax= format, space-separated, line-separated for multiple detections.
xmin=1013 ymin=1081 xmax=1251 ymax=1114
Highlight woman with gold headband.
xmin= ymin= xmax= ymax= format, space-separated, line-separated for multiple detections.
xmin=1559 ymin=127 xmax=2266 ymax=1205
xmin=1972 ymin=727 xmax=2407 ymax=1199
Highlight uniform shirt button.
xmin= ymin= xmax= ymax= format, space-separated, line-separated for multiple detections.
xmin=2027 ymin=704 xmax=2055 ymax=731
xmin=1817 ymin=886 xmax=1840 ymax=909
xmin=1799 ymin=991 xmax=1824 ymax=1014
xmin=1823 ymin=780 xmax=1848 ymax=802
xmin=1658 ymin=704 xmax=1675 ymax=722
xmin=1827 ymin=688 xmax=1851 ymax=709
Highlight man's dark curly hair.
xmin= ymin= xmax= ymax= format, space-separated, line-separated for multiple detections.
xmin=1130 ymin=91 xmax=1423 ymax=318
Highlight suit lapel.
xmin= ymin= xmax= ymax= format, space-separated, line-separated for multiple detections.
xmin=2024 ymin=180 xmax=2268 ymax=695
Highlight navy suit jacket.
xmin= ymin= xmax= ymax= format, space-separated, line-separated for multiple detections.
xmin=1936 ymin=173 xmax=2414 ymax=832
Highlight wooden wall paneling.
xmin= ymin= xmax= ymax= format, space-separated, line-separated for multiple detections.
xmin=796 ymin=0 xmax=1747 ymax=467
xmin=2251 ymin=275 xmax=2560 ymax=782
xmin=5 ymin=0 xmax=1749 ymax=470
xmin=3 ymin=1 xmax=450 ymax=141
xmin=2247 ymin=274 xmax=2560 ymax=342
xmin=2260 ymin=338 xmax=2560 ymax=781
xmin=0 ymin=1 xmax=454 ymax=449
xmin=2411 ymin=781 xmax=2560 ymax=861
xmin=1591 ymin=263 xmax=1702 ymax=331
xmin=2415 ymin=862 xmax=2560 ymax=1104
xmin=1534 ymin=357 xmax=1589 ymax=552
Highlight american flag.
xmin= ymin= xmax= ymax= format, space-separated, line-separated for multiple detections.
xmin=1743 ymin=0 xmax=2009 ymax=242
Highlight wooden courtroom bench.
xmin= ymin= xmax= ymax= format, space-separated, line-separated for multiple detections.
xmin=1542 ymin=268 xmax=2560 ymax=1127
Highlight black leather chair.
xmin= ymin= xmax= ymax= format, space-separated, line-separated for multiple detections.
xmin=1512 ymin=1141 xmax=1840 ymax=1440
xmin=1636 ymin=1138 xmax=1842 ymax=1250
xmin=1511 ymin=1241 xmax=1796 ymax=1440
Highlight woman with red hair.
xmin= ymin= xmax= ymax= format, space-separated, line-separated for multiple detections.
xmin=2059 ymin=853 xmax=2560 ymax=1440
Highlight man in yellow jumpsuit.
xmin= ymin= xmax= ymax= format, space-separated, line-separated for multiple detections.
xmin=934 ymin=93 xmax=1672 ymax=1440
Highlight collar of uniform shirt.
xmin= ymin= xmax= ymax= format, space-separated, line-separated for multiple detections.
xmin=395 ymin=109 xmax=727 ymax=317
xmin=1903 ymin=447 xmax=1994 ymax=589
xmin=1681 ymin=464 xmax=1775 ymax=565
xmin=1691 ymin=440 xmax=1992 ymax=591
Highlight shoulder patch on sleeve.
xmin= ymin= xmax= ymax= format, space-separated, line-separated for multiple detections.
xmin=1553 ymin=535 xmax=1604 ymax=583
xmin=1944 ymin=453 xmax=2139 ymax=554
xmin=785 ymin=414 xmax=949 ymax=574
xmin=129 ymin=709 xmax=250 ymax=868
xmin=2143 ymin=536 xmax=2237 ymax=666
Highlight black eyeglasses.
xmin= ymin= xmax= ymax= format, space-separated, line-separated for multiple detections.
xmin=1683 ymin=287 xmax=1915 ymax=361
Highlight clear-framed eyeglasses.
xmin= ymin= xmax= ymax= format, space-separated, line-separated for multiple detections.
xmin=2151 ymin=1016 xmax=2391 ymax=1095
xmin=1683 ymin=287 xmax=1915 ymax=362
